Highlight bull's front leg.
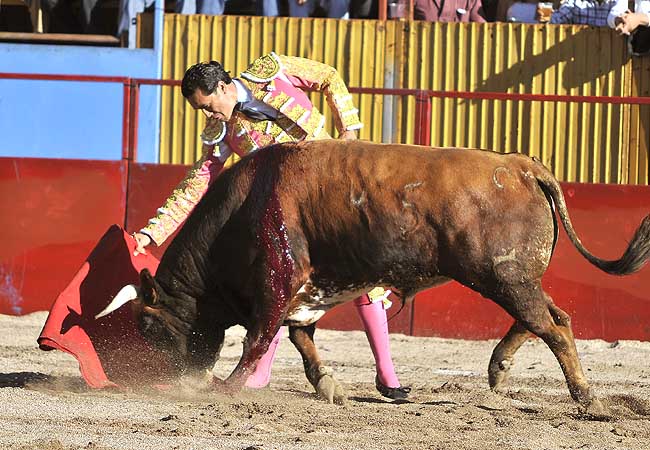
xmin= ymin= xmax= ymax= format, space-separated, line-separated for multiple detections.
xmin=217 ymin=318 xmax=285 ymax=393
xmin=218 ymin=273 xmax=293 ymax=392
xmin=186 ymin=326 xmax=225 ymax=381
xmin=289 ymin=324 xmax=346 ymax=405
xmin=218 ymin=193 xmax=300 ymax=394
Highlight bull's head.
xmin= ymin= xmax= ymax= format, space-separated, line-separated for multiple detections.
xmin=95 ymin=269 xmax=191 ymax=373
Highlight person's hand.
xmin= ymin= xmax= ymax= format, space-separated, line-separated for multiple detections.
xmin=535 ymin=2 xmax=552 ymax=23
xmin=614 ymin=11 xmax=645 ymax=35
xmin=339 ymin=130 xmax=357 ymax=140
xmin=624 ymin=12 xmax=647 ymax=35
xmin=615 ymin=12 xmax=631 ymax=35
xmin=296 ymin=0 xmax=307 ymax=4
xmin=132 ymin=232 xmax=151 ymax=256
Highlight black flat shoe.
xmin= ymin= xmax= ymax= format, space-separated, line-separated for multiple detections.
xmin=375 ymin=375 xmax=411 ymax=400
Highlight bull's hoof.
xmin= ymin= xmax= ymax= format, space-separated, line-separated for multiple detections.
xmin=580 ymin=397 xmax=610 ymax=420
xmin=179 ymin=370 xmax=213 ymax=392
xmin=316 ymin=374 xmax=346 ymax=405
xmin=211 ymin=375 xmax=226 ymax=387
xmin=210 ymin=376 xmax=239 ymax=396
xmin=488 ymin=359 xmax=512 ymax=393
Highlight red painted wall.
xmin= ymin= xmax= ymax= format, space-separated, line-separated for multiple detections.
xmin=2 ymin=156 xmax=649 ymax=341
xmin=0 ymin=158 xmax=127 ymax=315
xmin=125 ymin=162 xmax=189 ymax=259
xmin=317 ymin=184 xmax=650 ymax=340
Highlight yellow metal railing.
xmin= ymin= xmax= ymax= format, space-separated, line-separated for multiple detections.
xmin=159 ymin=15 xmax=649 ymax=185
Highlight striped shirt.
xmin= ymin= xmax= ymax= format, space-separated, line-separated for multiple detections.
xmin=550 ymin=0 xmax=616 ymax=25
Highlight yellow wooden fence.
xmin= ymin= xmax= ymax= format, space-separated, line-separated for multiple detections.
xmin=158 ymin=15 xmax=649 ymax=185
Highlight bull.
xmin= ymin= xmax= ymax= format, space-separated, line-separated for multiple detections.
xmin=96 ymin=140 xmax=650 ymax=414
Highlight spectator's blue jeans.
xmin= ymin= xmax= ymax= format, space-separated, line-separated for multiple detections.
xmin=175 ymin=0 xmax=224 ymax=14
xmin=259 ymin=0 xmax=279 ymax=16
xmin=175 ymin=0 xmax=279 ymax=15
xmin=288 ymin=0 xmax=350 ymax=17
xmin=117 ymin=0 xmax=154 ymax=38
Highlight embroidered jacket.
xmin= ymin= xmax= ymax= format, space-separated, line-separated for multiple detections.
xmin=141 ymin=52 xmax=362 ymax=246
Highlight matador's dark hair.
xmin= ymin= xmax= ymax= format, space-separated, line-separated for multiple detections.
xmin=181 ymin=61 xmax=233 ymax=98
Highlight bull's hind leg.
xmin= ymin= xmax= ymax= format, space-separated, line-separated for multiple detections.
xmin=289 ymin=324 xmax=346 ymax=405
xmin=497 ymin=283 xmax=606 ymax=415
xmin=541 ymin=301 xmax=607 ymax=416
xmin=488 ymin=321 xmax=530 ymax=392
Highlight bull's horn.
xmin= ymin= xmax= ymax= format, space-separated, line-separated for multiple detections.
xmin=95 ymin=284 xmax=141 ymax=319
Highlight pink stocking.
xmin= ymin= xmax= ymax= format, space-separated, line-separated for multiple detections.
xmin=354 ymin=294 xmax=401 ymax=388
xmin=244 ymin=327 xmax=284 ymax=388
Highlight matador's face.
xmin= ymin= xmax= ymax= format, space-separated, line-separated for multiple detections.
xmin=188 ymin=81 xmax=238 ymax=122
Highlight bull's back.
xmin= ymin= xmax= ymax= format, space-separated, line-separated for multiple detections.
xmin=280 ymin=141 xmax=544 ymax=217
xmin=270 ymin=141 xmax=554 ymax=288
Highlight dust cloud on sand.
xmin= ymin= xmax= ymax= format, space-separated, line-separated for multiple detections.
xmin=1 ymin=312 xmax=649 ymax=449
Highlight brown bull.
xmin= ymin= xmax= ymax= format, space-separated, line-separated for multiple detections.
xmin=97 ymin=140 xmax=650 ymax=414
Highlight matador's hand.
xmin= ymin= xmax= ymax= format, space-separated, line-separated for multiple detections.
xmin=132 ymin=232 xmax=152 ymax=256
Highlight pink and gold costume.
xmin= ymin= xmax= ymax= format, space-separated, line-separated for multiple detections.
xmin=139 ymin=54 xmax=401 ymax=395
xmin=140 ymin=53 xmax=362 ymax=246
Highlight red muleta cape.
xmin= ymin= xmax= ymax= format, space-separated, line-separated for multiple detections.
xmin=38 ymin=225 xmax=175 ymax=388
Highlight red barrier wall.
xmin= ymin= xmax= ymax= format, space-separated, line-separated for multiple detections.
xmin=125 ymin=162 xmax=189 ymax=259
xmin=318 ymin=184 xmax=650 ymax=340
xmin=0 ymin=157 xmax=127 ymax=315
xmin=2 ymin=156 xmax=649 ymax=341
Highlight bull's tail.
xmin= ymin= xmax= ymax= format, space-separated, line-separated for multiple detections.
xmin=532 ymin=161 xmax=650 ymax=275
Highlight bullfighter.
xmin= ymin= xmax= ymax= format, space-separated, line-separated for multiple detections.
xmin=131 ymin=52 xmax=410 ymax=399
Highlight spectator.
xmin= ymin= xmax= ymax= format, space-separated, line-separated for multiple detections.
xmin=350 ymin=0 xmax=377 ymax=18
xmin=117 ymin=0 xmax=153 ymax=45
xmin=496 ymin=0 xmax=538 ymax=22
xmin=289 ymin=0 xmax=351 ymax=18
xmin=118 ymin=0 xmax=280 ymax=47
xmin=608 ymin=0 xmax=650 ymax=34
xmin=174 ymin=0 xmax=225 ymax=14
xmin=41 ymin=0 xmax=106 ymax=34
xmin=482 ymin=0 xmax=499 ymax=20
xmin=174 ymin=0 xmax=280 ymax=15
xmin=608 ymin=0 xmax=650 ymax=55
xmin=540 ymin=0 xmax=616 ymax=26
xmin=414 ymin=0 xmax=486 ymax=22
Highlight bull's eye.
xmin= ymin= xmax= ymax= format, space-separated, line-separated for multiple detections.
xmin=143 ymin=290 xmax=157 ymax=306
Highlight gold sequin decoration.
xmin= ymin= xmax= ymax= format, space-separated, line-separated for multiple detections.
xmin=241 ymin=53 xmax=282 ymax=83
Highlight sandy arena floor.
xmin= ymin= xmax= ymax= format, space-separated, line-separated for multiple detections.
xmin=1 ymin=312 xmax=649 ymax=450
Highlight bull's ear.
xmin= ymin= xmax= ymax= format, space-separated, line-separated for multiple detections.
xmin=139 ymin=268 xmax=159 ymax=306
